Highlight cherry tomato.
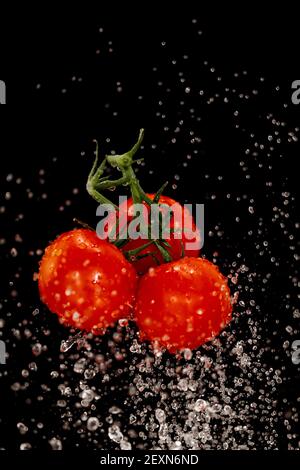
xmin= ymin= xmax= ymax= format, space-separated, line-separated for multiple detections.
xmin=38 ymin=229 xmax=137 ymax=333
xmin=110 ymin=194 xmax=201 ymax=275
xmin=134 ymin=257 xmax=232 ymax=353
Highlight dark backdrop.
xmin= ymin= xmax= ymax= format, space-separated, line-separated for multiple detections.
xmin=0 ymin=9 xmax=300 ymax=456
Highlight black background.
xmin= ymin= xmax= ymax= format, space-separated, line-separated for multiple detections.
xmin=1 ymin=7 xmax=300 ymax=460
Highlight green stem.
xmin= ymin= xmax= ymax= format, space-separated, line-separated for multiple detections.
xmin=86 ymin=181 xmax=118 ymax=207
xmin=124 ymin=240 xmax=156 ymax=257
xmin=86 ymin=140 xmax=118 ymax=208
xmin=106 ymin=129 xmax=147 ymax=204
xmin=154 ymin=241 xmax=173 ymax=262
xmin=94 ymin=176 xmax=128 ymax=191
xmin=86 ymin=129 xmax=175 ymax=264
xmin=73 ymin=218 xmax=94 ymax=231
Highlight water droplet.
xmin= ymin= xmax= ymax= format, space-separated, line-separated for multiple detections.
xmin=87 ymin=417 xmax=100 ymax=431
xmin=20 ymin=443 xmax=32 ymax=450
xmin=155 ymin=408 xmax=166 ymax=423
xmin=49 ymin=438 xmax=62 ymax=450
xmin=108 ymin=424 xmax=123 ymax=443
xmin=17 ymin=422 xmax=28 ymax=435
xmin=11 ymin=247 xmax=18 ymax=257
xmin=61 ymin=332 xmax=83 ymax=353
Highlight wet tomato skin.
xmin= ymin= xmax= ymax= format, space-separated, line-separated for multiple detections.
xmin=38 ymin=229 xmax=138 ymax=333
xmin=113 ymin=194 xmax=201 ymax=275
xmin=134 ymin=257 xmax=232 ymax=353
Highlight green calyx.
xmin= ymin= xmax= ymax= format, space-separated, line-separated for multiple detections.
xmin=86 ymin=129 xmax=174 ymax=264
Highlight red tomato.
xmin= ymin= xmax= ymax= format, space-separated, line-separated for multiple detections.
xmin=38 ymin=229 xmax=137 ymax=333
xmin=134 ymin=257 xmax=232 ymax=353
xmin=109 ymin=194 xmax=201 ymax=275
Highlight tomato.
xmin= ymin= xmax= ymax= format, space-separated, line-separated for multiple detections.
xmin=134 ymin=257 xmax=232 ymax=353
xmin=110 ymin=194 xmax=201 ymax=275
xmin=38 ymin=229 xmax=137 ymax=333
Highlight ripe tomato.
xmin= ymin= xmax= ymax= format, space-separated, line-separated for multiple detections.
xmin=134 ymin=257 xmax=232 ymax=353
xmin=38 ymin=229 xmax=137 ymax=333
xmin=110 ymin=194 xmax=201 ymax=275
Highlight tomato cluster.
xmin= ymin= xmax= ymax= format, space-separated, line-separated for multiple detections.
xmin=39 ymin=227 xmax=232 ymax=353
xmin=38 ymin=130 xmax=232 ymax=354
